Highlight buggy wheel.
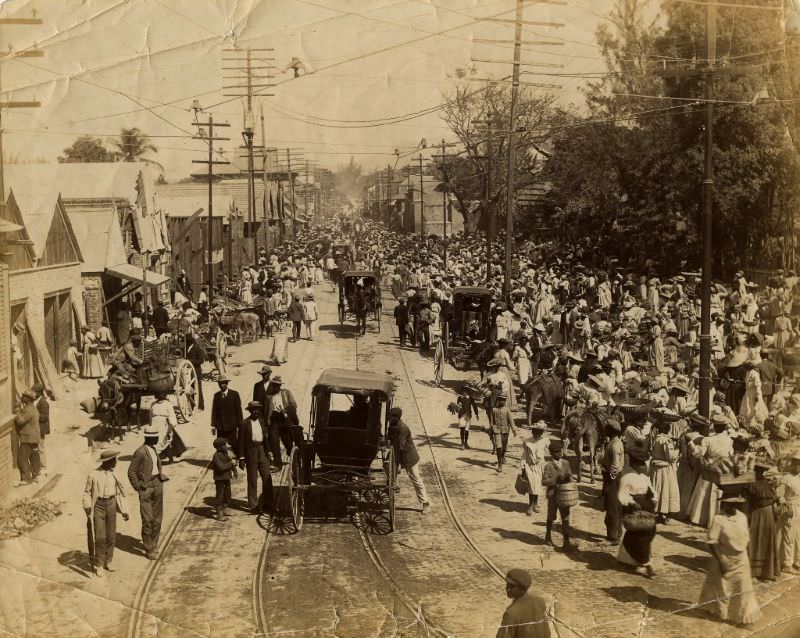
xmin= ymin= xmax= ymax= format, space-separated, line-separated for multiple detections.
xmin=385 ymin=447 xmax=396 ymax=531
xmin=285 ymin=446 xmax=304 ymax=531
xmin=175 ymin=359 xmax=198 ymax=422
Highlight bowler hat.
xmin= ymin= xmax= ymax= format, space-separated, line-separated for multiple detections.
xmin=259 ymin=365 xmax=272 ymax=376
xmin=143 ymin=424 xmax=159 ymax=437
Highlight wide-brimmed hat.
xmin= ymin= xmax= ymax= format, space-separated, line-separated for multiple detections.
xmin=217 ymin=376 xmax=230 ymax=384
xmin=247 ymin=401 xmax=262 ymax=410
xmin=99 ymin=449 xmax=120 ymax=462
xmin=270 ymin=375 xmax=284 ymax=385
xmin=143 ymin=424 xmax=159 ymax=437
xmin=259 ymin=365 xmax=272 ymax=376
xmin=485 ymin=357 xmax=504 ymax=368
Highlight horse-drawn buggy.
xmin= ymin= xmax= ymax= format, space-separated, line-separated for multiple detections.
xmin=275 ymin=369 xmax=398 ymax=532
xmin=441 ymin=286 xmax=492 ymax=370
xmin=209 ymin=295 xmax=263 ymax=344
xmin=338 ymin=270 xmax=382 ymax=333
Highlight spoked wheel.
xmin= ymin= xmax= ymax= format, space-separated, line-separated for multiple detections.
xmin=385 ymin=447 xmax=396 ymax=532
xmin=174 ymin=359 xmax=198 ymax=422
xmin=283 ymin=446 xmax=305 ymax=531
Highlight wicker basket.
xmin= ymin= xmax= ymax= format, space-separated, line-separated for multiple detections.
xmin=555 ymin=483 xmax=579 ymax=508
xmin=622 ymin=510 xmax=656 ymax=532
xmin=616 ymin=398 xmax=656 ymax=417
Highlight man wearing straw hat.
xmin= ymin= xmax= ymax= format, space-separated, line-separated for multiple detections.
xmin=83 ymin=448 xmax=129 ymax=574
xmin=128 ymin=425 xmax=167 ymax=560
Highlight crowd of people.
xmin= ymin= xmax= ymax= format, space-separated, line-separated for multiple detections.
xmin=12 ymin=213 xmax=800 ymax=632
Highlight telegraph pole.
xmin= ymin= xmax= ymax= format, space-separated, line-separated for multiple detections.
xmin=418 ymin=154 xmax=425 ymax=239
xmin=698 ymin=2 xmax=716 ymax=419
xmin=0 ymin=17 xmax=43 ymax=227
xmin=503 ymin=0 xmax=524 ymax=298
xmin=223 ymin=47 xmax=274 ymax=262
xmin=191 ymin=109 xmax=230 ymax=304
xmin=484 ymin=114 xmax=494 ymax=285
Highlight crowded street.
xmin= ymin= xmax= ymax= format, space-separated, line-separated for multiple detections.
xmin=2 ymin=1 xmax=800 ymax=637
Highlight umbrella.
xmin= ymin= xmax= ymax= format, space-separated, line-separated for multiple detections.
xmin=86 ymin=513 xmax=96 ymax=575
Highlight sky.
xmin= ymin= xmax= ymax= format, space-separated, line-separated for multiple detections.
xmin=0 ymin=0 xmax=615 ymax=179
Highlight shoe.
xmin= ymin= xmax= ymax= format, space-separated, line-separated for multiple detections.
xmin=562 ymin=541 xmax=576 ymax=553
xmin=104 ymin=564 xmax=115 ymax=572
xmin=460 ymin=444 xmax=465 ymax=450
xmin=533 ymin=504 xmax=540 ymax=513
xmin=145 ymin=551 xmax=159 ymax=561
xmin=644 ymin=564 xmax=655 ymax=578
xmin=544 ymin=535 xmax=554 ymax=547
xmin=465 ymin=443 xmax=470 ymax=449
xmin=421 ymin=502 xmax=430 ymax=513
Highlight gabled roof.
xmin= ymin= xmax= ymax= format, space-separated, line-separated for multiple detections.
xmin=67 ymin=205 xmax=127 ymax=273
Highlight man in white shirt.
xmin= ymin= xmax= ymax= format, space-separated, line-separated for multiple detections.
xmin=238 ymin=401 xmax=273 ymax=514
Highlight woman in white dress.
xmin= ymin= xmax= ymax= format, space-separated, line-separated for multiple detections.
xmin=239 ymin=269 xmax=253 ymax=305
xmin=512 ymin=337 xmax=532 ymax=386
xmin=699 ymin=496 xmax=761 ymax=625
xmin=150 ymin=392 xmax=186 ymax=463
xmin=739 ymin=356 xmax=768 ymax=431
xmin=687 ymin=416 xmax=733 ymax=527
xmin=521 ymin=422 xmax=549 ymax=515
xmin=617 ymin=448 xmax=658 ymax=577
xmin=81 ymin=326 xmax=105 ymax=379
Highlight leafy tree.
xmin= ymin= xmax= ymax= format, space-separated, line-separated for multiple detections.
xmin=112 ymin=127 xmax=158 ymax=162
xmin=58 ymin=135 xmax=117 ymax=163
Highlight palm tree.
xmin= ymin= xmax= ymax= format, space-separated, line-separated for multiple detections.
xmin=112 ymin=127 xmax=158 ymax=162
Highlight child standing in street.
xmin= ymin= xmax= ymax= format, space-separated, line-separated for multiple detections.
xmin=212 ymin=438 xmax=237 ymax=521
xmin=456 ymin=386 xmax=480 ymax=450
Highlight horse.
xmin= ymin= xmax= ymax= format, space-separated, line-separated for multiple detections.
xmin=234 ymin=311 xmax=261 ymax=343
xmin=562 ymin=404 xmax=622 ymax=484
xmin=474 ymin=339 xmax=497 ymax=377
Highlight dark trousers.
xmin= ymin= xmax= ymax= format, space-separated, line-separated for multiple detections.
xmin=546 ymin=494 xmax=570 ymax=525
xmin=243 ymin=445 xmax=274 ymax=511
xmin=292 ymin=321 xmax=301 ymax=340
xmin=397 ymin=323 xmax=407 ymax=346
xmin=93 ymin=496 xmax=117 ymax=567
xmin=193 ymin=364 xmax=205 ymax=410
xmin=138 ymin=479 xmax=163 ymax=554
xmin=267 ymin=424 xmax=283 ymax=466
xmin=602 ymin=472 xmax=622 ymax=542
xmin=18 ymin=442 xmax=40 ymax=481
xmin=418 ymin=324 xmax=430 ymax=352
xmin=215 ymin=480 xmax=231 ymax=516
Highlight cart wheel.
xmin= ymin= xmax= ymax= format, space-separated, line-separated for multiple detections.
xmin=286 ymin=446 xmax=305 ymax=531
xmin=174 ymin=359 xmax=198 ymax=422
xmin=338 ymin=304 xmax=345 ymax=325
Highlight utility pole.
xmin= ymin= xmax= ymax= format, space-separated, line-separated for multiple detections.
xmin=0 ymin=17 xmax=43 ymax=237
xmin=287 ymin=149 xmax=296 ymax=237
xmin=484 ymin=113 xmax=494 ymax=285
xmin=223 ymin=47 xmax=274 ymax=263
xmin=698 ymin=2 xmax=716 ymax=419
xmin=418 ymin=154 xmax=425 ymax=239
xmin=503 ymin=0 xmax=524 ymax=298
xmin=191 ymin=107 xmax=230 ymax=305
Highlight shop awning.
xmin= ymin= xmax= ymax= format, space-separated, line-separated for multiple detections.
xmin=106 ymin=263 xmax=170 ymax=286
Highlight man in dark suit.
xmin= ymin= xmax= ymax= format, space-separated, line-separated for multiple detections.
xmin=237 ymin=401 xmax=274 ymax=514
xmin=394 ymin=298 xmax=410 ymax=347
xmin=251 ymin=365 xmax=272 ymax=410
xmin=496 ymin=568 xmax=551 ymax=638
xmin=185 ymin=335 xmax=206 ymax=410
xmin=127 ymin=425 xmax=166 ymax=560
xmin=211 ymin=377 xmax=241 ymax=454
xmin=264 ymin=375 xmax=299 ymax=466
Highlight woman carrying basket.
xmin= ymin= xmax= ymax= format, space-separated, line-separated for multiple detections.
xmin=617 ymin=447 xmax=657 ymax=577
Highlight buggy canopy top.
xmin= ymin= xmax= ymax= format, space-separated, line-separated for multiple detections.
xmin=342 ymin=270 xmax=378 ymax=280
xmin=453 ymin=286 xmax=491 ymax=297
xmin=312 ymin=368 xmax=395 ymax=400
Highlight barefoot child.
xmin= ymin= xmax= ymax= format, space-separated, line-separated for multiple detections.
xmin=212 ymin=438 xmax=237 ymax=521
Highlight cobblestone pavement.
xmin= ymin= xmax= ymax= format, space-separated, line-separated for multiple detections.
xmin=3 ymin=283 xmax=799 ymax=638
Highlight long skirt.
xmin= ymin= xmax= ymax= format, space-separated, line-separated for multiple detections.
xmin=523 ymin=462 xmax=544 ymax=497
xmin=158 ymin=428 xmax=187 ymax=461
xmin=502 ymin=368 xmax=517 ymax=409
xmin=618 ymin=527 xmax=656 ymax=566
xmin=517 ymin=357 xmax=531 ymax=386
xmin=649 ymin=463 xmax=680 ymax=515
xmin=676 ymin=459 xmax=700 ymax=518
xmin=699 ymin=554 xmax=761 ymax=625
xmin=82 ymin=347 xmax=105 ymax=379
xmin=749 ymin=505 xmax=781 ymax=580
xmin=687 ymin=477 xmax=721 ymax=528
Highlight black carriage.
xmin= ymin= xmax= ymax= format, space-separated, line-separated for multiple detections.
xmin=276 ymin=368 xmax=397 ymax=532
xmin=442 ymin=286 xmax=492 ymax=370
xmin=338 ymin=270 xmax=382 ymax=332
xmin=330 ymin=243 xmax=353 ymax=286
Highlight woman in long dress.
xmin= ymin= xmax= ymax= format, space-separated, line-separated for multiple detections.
xmin=617 ymin=448 xmax=657 ymax=577
xmin=746 ymin=465 xmax=781 ymax=581
xmin=521 ymin=422 xmax=549 ymax=515
xmin=687 ymin=418 xmax=733 ymax=527
xmin=512 ymin=337 xmax=532 ymax=387
xmin=81 ymin=326 xmax=105 ymax=379
xmin=739 ymin=357 xmax=769 ymax=430
xmin=676 ymin=415 xmax=708 ymax=519
xmin=239 ymin=269 xmax=253 ymax=305
xmin=150 ymin=391 xmax=186 ymax=463
xmin=699 ymin=496 xmax=761 ymax=626
xmin=649 ymin=421 xmax=680 ymax=524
